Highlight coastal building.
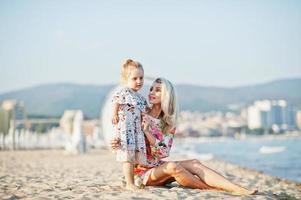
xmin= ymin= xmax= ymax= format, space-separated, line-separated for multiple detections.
xmin=0 ymin=100 xmax=27 ymax=131
xmin=177 ymin=111 xmax=245 ymax=137
xmin=247 ymin=100 xmax=271 ymax=130
xmin=0 ymin=100 xmax=27 ymax=149
xmin=0 ymin=107 xmax=11 ymax=136
xmin=247 ymin=100 xmax=296 ymax=132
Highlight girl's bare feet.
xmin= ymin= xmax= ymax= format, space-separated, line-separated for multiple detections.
xmin=126 ymin=184 xmax=140 ymax=191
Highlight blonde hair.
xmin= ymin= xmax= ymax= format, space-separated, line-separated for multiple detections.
xmin=120 ymin=59 xmax=144 ymax=85
xmin=155 ymin=78 xmax=178 ymax=133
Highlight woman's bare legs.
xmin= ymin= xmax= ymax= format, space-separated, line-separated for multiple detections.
xmin=123 ymin=162 xmax=139 ymax=190
xmin=146 ymin=161 xmax=213 ymax=190
xmin=179 ymin=159 xmax=257 ymax=195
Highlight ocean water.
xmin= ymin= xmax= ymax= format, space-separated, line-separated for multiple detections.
xmin=173 ymin=136 xmax=301 ymax=183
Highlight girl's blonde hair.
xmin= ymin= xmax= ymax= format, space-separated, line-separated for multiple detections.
xmin=155 ymin=78 xmax=178 ymax=133
xmin=120 ymin=59 xmax=144 ymax=85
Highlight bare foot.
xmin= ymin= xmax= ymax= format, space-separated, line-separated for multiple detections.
xmin=248 ymin=189 xmax=258 ymax=195
xmin=125 ymin=184 xmax=140 ymax=191
xmin=233 ymin=188 xmax=258 ymax=195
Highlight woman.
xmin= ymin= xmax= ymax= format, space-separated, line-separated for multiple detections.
xmin=111 ymin=78 xmax=257 ymax=195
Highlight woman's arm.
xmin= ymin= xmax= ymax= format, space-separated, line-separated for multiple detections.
xmin=142 ymin=113 xmax=156 ymax=146
xmin=144 ymin=128 xmax=156 ymax=146
xmin=150 ymin=129 xmax=175 ymax=159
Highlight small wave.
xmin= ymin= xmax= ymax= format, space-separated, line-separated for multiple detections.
xmin=259 ymin=146 xmax=286 ymax=154
xmin=197 ymin=153 xmax=214 ymax=161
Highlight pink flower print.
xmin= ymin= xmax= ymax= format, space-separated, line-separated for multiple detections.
xmin=153 ymin=127 xmax=163 ymax=141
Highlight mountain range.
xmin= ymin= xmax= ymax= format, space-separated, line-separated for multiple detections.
xmin=0 ymin=78 xmax=300 ymax=118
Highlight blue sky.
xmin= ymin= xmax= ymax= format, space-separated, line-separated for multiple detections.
xmin=0 ymin=0 xmax=300 ymax=93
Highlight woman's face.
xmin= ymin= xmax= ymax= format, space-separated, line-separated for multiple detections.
xmin=148 ymin=82 xmax=161 ymax=104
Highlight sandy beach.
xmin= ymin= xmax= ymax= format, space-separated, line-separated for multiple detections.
xmin=1 ymin=149 xmax=300 ymax=200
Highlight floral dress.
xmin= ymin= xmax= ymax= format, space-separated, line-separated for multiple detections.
xmin=112 ymin=87 xmax=148 ymax=165
xmin=133 ymin=114 xmax=175 ymax=186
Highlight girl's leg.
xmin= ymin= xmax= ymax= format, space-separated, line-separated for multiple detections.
xmin=146 ymin=161 xmax=213 ymax=190
xmin=123 ymin=161 xmax=139 ymax=190
xmin=179 ymin=159 xmax=257 ymax=195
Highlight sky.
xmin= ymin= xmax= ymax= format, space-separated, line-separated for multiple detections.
xmin=0 ymin=0 xmax=300 ymax=94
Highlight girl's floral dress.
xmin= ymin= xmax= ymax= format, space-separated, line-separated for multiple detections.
xmin=133 ymin=114 xmax=175 ymax=186
xmin=112 ymin=87 xmax=148 ymax=165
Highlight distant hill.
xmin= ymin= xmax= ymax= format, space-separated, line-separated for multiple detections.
xmin=0 ymin=83 xmax=113 ymax=118
xmin=177 ymin=78 xmax=301 ymax=112
xmin=0 ymin=78 xmax=300 ymax=118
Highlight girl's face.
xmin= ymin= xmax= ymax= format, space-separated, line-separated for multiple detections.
xmin=127 ymin=67 xmax=144 ymax=91
xmin=148 ymin=82 xmax=162 ymax=104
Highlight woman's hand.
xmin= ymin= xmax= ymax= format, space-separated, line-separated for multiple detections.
xmin=141 ymin=113 xmax=150 ymax=133
xmin=141 ymin=113 xmax=156 ymax=146
xmin=110 ymin=137 xmax=121 ymax=151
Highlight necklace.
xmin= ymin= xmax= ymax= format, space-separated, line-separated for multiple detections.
xmin=149 ymin=109 xmax=161 ymax=119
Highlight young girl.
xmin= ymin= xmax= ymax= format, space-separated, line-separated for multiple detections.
xmin=111 ymin=59 xmax=148 ymax=190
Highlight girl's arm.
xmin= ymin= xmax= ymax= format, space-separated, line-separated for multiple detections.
xmin=110 ymin=137 xmax=121 ymax=151
xmin=112 ymin=88 xmax=127 ymax=125
xmin=112 ymin=103 xmax=119 ymax=124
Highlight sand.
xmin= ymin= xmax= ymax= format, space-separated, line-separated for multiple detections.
xmin=1 ymin=149 xmax=300 ymax=200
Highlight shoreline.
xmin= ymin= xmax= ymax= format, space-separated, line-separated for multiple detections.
xmin=175 ymin=132 xmax=301 ymax=143
xmin=1 ymin=149 xmax=301 ymax=199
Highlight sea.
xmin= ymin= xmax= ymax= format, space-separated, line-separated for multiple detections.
xmin=172 ymin=135 xmax=301 ymax=183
